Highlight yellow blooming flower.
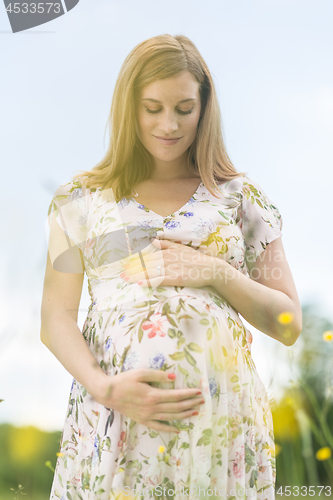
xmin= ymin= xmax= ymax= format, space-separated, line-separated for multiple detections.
xmin=277 ymin=312 xmax=294 ymax=324
xmin=158 ymin=446 xmax=165 ymax=453
xmin=270 ymin=443 xmax=282 ymax=458
xmin=316 ymin=447 xmax=332 ymax=461
xmin=323 ymin=331 xmax=333 ymax=342
xmin=8 ymin=426 xmax=43 ymax=462
xmin=56 ymin=452 xmax=64 ymax=457
xmin=45 ymin=460 xmax=55 ymax=473
xmin=284 ymin=396 xmax=300 ymax=411
xmin=285 ymin=397 xmax=295 ymax=407
xmin=272 ymin=403 xmax=299 ymax=440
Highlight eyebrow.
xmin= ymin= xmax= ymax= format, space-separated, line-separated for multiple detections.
xmin=141 ymin=98 xmax=197 ymax=104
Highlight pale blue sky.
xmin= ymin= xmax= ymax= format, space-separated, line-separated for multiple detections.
xmin=0 ymin=0 xmax=332 ymax=431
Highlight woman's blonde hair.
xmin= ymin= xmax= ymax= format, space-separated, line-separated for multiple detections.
xmin=72 ymin=34 xmax=245 ymax=202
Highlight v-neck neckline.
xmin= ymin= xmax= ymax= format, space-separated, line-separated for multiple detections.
xmin=130 ymin=180 xmax=204 ymax=218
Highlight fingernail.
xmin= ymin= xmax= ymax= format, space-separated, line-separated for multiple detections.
xmin=120 ymin=272 xmax=125 ymax=278
xmin=168 ymin=373 xmax=176 ymax=379
xmin=124 ymin=276 xmax=129 ymax=281
xmin=138 ymin=281 xmax=143 ymax=285
xmin=196 ymin=391 xmax=202 ymax=395
xmin=192 ymin=411 xmax=199 ymax=416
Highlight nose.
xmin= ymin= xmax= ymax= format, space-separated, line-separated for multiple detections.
xmin=158 ymin=110 xmax=179 ymax=134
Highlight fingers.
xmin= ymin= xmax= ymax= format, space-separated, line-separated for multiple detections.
xmin=137 ymin=276 xmax=165 ymax=288
xmin=130 ymin=268 xmax=165 ymax=283
xmin=141 ymin=391 xmax=204 ymax=426
xmin=136 ymin=370 xmax=202 ymax=401
xmin=110 ymin=371 xmax=201 ymax=434
xmin=125 ymin=252 xmax=165 ymax=276
xmin=152 ymin=387 xmax=202 ymax=403
xmin=153 ymin=406 xmax=200 ymax=422
xmin=136 ymin=369 xmax=179 ymax=384
xmin=120 ymin=268 xmax=165 ymax=288
xmin=123 ymin=259 xmax=165 ymax=286
xmin=155 ymin=395 xmax=204 ymax=414
xmin=150 ymin=398 xmax=204 ymax=429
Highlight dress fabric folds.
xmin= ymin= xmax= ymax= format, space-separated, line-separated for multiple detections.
xmin=47 ymin=175 xmax=283 ymax=500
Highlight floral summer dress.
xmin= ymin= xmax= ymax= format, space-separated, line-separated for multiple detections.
xmin=46 ymin=174 xmax=283 ymax=500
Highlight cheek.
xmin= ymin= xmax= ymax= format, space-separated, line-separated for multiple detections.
xmin=188 ymin=110 xmax=201 ymax=129
xmin=136 ymin=121 xmax=150 ymax=145
xmin=185 ymin=116 xmax=200 ymax=137
xmin=138 ymin=114 xmax=154 ymax=136
xmin=137 ymin=114 xmax=145 ymax=131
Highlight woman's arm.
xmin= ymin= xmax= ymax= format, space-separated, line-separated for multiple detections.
xmin=40 ymin=252 xmax=108 ymax=400
xmin=209 ymin=237 xmax=302 ymax=346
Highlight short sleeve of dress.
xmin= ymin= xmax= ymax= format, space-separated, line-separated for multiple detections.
xmin=240 ymin=176 xmax=283 ymax=267
xmin=46 ymin=178 xmax=90 ymax=273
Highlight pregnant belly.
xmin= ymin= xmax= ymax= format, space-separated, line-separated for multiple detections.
xmin=88 ymin=288 xmax=251 ymax=389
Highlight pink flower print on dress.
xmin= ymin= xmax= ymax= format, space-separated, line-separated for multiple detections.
xmin=85 ymin=238 xmax=95 ymax=259
xmin=233 ymin=444 xmax=245 ymax=479
xmin=246 ymin=329 xmax=253 ymax=345
xmin=141 ymin=312 xmax=169 ymax=338
xmin=248 ymin=426 xmax=256 ymax=453
xmin=232 ymin=246 xmax=245 ymax=269
xmin=203 ymin=300 xmax=220 ymax=315
xmin=198 ymin=378 xmax=210 ymax=396
xmin=142 ymin=457 xmax=166 ymax=488
xmin=118 ymin=431 xmax=126 ymax=448
xmin=228 ymin=391 xmax=242 ymax=419
xmin=69 ymin=456 xmax=82 ymax=487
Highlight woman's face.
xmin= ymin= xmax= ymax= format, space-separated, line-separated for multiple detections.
xmin=136 ymin=71 xmax=201 ymax=168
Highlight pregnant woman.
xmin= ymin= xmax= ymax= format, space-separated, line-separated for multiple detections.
xmin=41 ymin=34 xmax=302 ymax=500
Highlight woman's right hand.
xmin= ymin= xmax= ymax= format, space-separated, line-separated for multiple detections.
xmin=95 ymin=369 xmax=205 ymax=433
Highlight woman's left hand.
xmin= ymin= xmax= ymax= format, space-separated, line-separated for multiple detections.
xmin=120 ymin=238 xmax=218 ymax=289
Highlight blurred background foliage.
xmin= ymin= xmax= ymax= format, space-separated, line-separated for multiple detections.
xmin=0 ymin=423 xmax=61 ymax=499
xmin=1 ymin=304 xmax=332 ymax=499
xmin=272 ymin=304 xmax=333 ymax=494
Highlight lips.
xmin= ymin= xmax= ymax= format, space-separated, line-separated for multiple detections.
xmin=154 ymin=136 xmax=182 ymax=145
xmin=155 ymin=136 xmax=182 ymax=140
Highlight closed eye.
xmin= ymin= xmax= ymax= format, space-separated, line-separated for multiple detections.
xmin=145 ymin=107 xmax=193 ymax=115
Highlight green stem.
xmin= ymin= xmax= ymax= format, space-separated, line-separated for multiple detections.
xmin=295 ymin=409 xmax=319 ymax=486
xmin=297 ymin=377 xmax=333 ymax=449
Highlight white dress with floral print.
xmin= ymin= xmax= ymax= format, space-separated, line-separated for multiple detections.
xmin=47 ymin=175 xmax=282 ymax=500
